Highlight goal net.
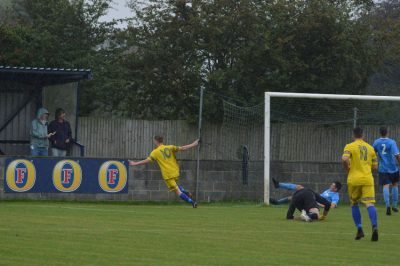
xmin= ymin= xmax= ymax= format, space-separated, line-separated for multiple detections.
xmin=264 ymin=92 xmax=400 ymax=205
xmin=197 ymin=90 xmax=400 ymax=204
xmin=198 ymin=90 xmax=264 ymax=202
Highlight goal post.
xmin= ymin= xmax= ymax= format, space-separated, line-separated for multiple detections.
xmin=264 ymin=92 xmax=400 ymax=205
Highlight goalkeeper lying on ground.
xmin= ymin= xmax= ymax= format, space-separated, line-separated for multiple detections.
xmin=270 ymin=178 xmax=342 ymax=208
xmin=286 ymin=187 xmax=332 ymax=222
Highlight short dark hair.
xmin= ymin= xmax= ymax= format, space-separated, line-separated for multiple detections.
xmin=380 ymin=126 xmax=388 ymax=137
xmin=55 ymin=108 xmax=65 ymax=119
xmin=353 ymin=127 xmax=363 ymax=138
xmin=334 ymin=181 xmax=342 ymax=192
xmin=154 ymin=135 xmax=164 ymax=143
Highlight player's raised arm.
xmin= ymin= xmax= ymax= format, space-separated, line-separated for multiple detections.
xmin=177 ymin=139 xmax=199 ymax=152
xmin=129 ymin=158 xmax=151 ymax=166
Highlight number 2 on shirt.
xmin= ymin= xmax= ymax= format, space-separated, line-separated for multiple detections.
xmin=381 ymin=144 xmax=387 ymax=155
xmin=359 ymin=145 xmax=368 ymax=161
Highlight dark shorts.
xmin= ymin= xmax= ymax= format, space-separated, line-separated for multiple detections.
xmin=379 ymin=172 xmax=400 ymax=186
xmin=292 ymin=188 xmax=319 ymax=212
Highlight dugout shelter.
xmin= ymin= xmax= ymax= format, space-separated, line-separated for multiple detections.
xmin=0 ymin=66 xmax=92 ymax=156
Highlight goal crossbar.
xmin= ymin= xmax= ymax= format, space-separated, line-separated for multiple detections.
xmin=267 ymin=92 xmax=400 ymax=101
xmin=264 ymin=92 xmax=400 ymax=205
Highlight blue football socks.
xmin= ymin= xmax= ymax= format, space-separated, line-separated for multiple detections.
xmin=279 ymin=183 xmax=297 ymax=191
xmin=178 ymin=185 xmax=188 ymax=194
xmin=179 ymin=192 xmax=193 ymax=204
xmin=352 ymin=205 xmax=362 ymax=229
xmin=383 ymin=186 xmax=390 ymax=208
xmin=392 ymin=186 xmax=398 ymax=208
xmin=367 ymin=205 xmax=378 ymax=228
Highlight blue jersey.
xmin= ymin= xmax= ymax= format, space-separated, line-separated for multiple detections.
xmin=373 ymin=138 xmax=400 ymax=173
xmin=320 ymin=189 xmax=339 ymax=205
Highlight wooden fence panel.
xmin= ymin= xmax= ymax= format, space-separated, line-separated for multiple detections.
xmin=77 ymin=117 xmax=398 ymax=162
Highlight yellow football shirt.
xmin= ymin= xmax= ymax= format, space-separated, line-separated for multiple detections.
xmin=342 ymin=139 xmax=377 ymax=186
xmin=148 ymin=145 xmax=180 ymax=180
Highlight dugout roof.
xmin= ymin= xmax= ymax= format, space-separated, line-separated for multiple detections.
xmin=0 ymin=65 xmax=92 ymax=156
xmin=0 ymin=66 xmax=92 ymax=86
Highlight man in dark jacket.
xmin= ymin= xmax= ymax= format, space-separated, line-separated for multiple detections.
xmin=48 ymin=108 xmax=72 ymax=157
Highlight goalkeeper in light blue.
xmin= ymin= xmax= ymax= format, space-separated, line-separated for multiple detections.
xmin=270 ymin=179 xmax=341 ymax=208
xmin=373 ymin=127 xmax=400 ymax=216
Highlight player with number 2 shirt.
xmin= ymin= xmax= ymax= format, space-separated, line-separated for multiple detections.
xmin=373 ymin=127 xmax=400 ymax=215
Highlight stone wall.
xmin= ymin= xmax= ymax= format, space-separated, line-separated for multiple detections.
xmin=0 ymin=157 xmax=383 ymax=204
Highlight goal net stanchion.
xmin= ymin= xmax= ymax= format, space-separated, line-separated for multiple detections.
xmin=264 ymin=92 xmax=400 ymax=205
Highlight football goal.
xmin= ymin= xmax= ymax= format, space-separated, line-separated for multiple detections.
xmin=264 ymin=92 xmax=400 ymax=205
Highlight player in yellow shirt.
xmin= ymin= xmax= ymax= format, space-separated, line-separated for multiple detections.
xmin=129 ymin=136 xmax=199 ymax=208
xmin=342 ymin=127 xmax=378 ymax=241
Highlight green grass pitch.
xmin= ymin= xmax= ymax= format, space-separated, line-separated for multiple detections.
xmin=0 ymin=201 xmax=398 ymax=265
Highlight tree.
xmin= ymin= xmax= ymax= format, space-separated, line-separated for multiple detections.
xmin=366 ymin=0 xmax=400 ymax=95
xmin=0 ymin=0 xmax=386 ymax=120
xmin=0 ymin=0 xmax=120 ymax=114
xmin=117 ymin=0 xmax=378 ymax=121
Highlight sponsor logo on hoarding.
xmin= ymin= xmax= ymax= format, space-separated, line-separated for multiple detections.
xmin=6 ymin=160 xmax=36 ymax=192
xmin=53 ymin=160 xmax=82 ymax=192
xmin=98 ymin=161 xmax=127 ymax=193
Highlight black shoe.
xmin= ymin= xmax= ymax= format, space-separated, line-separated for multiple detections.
xmin=355 ymin=228 xmax=365 ymax=240
xmin=192 ymin=202 xmax=198 ymax=208
xmin=272 ymin=178 xmax=279 ymax=189
xmin=392 ymin=207 xmax=399 ymax=213
xmin=387 ymin=207 xmax=392 ymax=216
xmin=269 ymin=198 xmax=278 ymax=205
xmin=371 ymin=227 xmax=378 ymax=242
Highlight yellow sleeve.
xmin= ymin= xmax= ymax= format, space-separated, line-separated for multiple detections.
xmin=170 ymin=145 xmax=179 ymax=153
xmin=147 ymin=150 xmax=157 ymax=162
xmin=342 ymin=144 xmax=351 ymax=158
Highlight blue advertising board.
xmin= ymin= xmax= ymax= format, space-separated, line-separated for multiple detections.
xmin=4 ymin=158 xmax=128 ymax=193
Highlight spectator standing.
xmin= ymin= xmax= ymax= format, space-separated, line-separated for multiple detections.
xmin=48 ymin=108 xmax=72 ymax=157
xmin=30 ymin=107 xmax=55 ymax=156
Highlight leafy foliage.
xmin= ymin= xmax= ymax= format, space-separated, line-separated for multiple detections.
xmin=0 ymin=0 xmax=399 ymax=121
xmin=120 ymin=0 xmax=379 ymax=120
